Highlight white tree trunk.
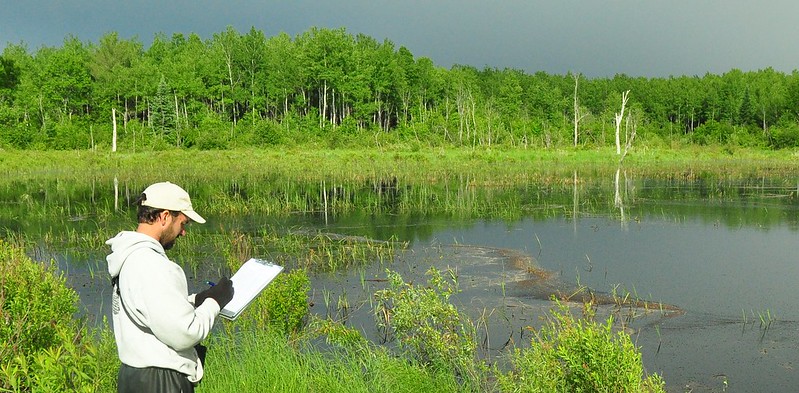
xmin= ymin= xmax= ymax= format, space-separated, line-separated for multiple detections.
xmin=573 ymin=74 xmax=580 ymax=147
xmin=322 ymin=81 xmax=328 ymax=128
xmin=619 ymin=109 xmax=638 ymax=164
xmin=615 ymin=90 xmax=630 ymax=155
xmin=614 ymin=167 xmax=627 ymax=227
xmin=114 ymin=176 xmax=119 ymax=211
xmin=112 ymin=108 xmax=117 ymax=152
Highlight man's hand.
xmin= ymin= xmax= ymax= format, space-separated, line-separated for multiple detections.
xmin=194 ymin=277 xmax=234 ymax=309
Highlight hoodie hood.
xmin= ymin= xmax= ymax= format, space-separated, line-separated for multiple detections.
xmin=106 ymin=231 xmax=164 ymax=278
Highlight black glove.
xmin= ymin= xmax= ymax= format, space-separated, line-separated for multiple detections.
xmin=195 ymin=277 xmax=234 ymax=309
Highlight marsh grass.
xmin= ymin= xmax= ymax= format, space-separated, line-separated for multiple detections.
xmin=168 ymin=226 xmax=406 ymax=273
xmin=740 ymin=309 xmax=776 ymax=337
xmin=3 ymin=148 xmax=799 ymax=198
xmin=4 ymin=147 xmax=799 ymax=247
xmin=203 ymin=328 xmax=461 ymax=393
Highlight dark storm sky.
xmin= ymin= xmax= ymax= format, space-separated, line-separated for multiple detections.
xmin=2 ymin=0 xmax=799 ymax=77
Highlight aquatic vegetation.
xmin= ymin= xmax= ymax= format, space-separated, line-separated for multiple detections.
xmin=227 ymin=268 xmax=311 ymax=336
xmin=4 ymin=148 xmax=799 ymax=248
xmin=374 ymin=267 xmax=484 ymax=389
xmin=498 ymin=301 xmax=666 ymax=393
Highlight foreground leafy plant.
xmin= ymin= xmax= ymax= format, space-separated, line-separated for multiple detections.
xmin=374 ymin=267 xmax=483 ymax=389
xmin=0 ymin=239 xmax=118 ymax=392
xmin=226 ymin=264 xmax=311 ymax=336
xmin=498 ymin=300 xmax=665 ymax=393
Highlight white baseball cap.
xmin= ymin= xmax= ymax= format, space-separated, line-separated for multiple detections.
xmin=141 ymin=182 xmax=206 ymax=224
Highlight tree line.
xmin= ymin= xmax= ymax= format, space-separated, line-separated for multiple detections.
xmin=1 ymin=26 xmax=798 ymax=151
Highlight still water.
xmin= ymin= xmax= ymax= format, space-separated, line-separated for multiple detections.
xmin=305 ymin=214 xmax=799 ymax=392
xmin=22 ymin=173 xmax=799 ymax=393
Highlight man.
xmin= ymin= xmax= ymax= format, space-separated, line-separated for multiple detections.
xmin=106 ymin=181 xmax=234 ymax=392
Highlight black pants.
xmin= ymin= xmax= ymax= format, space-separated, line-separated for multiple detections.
xmin=117 ymin=364 xmax=195 ymax=393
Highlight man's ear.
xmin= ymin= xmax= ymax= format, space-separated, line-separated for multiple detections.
xmin=159 ymin=210 xmax=171 ymax=226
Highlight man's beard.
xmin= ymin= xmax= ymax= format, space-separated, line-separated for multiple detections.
xmin=162 ymin=240 xmax=176 ymax=250
xmin=161 ymin=232 xmax=178 ymax=250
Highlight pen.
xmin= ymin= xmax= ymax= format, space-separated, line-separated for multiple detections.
xmin=205 ymin=281 xmax=216 ymax=287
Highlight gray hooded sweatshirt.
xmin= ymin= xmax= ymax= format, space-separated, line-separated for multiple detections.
xmin=106 ymin=231 xmax=220 ymax=383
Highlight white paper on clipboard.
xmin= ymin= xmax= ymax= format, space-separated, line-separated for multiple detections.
xmin=220 ymin=258 xmax=283 ymax=320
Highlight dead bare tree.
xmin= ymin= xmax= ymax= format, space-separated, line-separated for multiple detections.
xmin=572 ymin=73 xmax=587 ymax=147
xmin=112 ymin=108 xmax=117 ymax=152
xmin=614 ymin=90 xmax=630 ymax=155
xmin=619 ymin=108 xmax=638 ymax=164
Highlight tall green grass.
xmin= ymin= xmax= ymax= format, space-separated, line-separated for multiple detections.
xmin=203 ymin=329 xmax=460 ymax=393
xmin=4 ymin=148 xmax=799 ymax=243
xmin=3 ymin=147 xmax=799 ymax=185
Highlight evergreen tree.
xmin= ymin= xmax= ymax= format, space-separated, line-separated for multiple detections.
xmin=0 ymin=55 xmax=20 ymax=103
xmin=151 ymin=75 xmax=175 ymax=138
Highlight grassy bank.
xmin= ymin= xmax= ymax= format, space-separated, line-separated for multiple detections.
xmin=3 ymin=145 xmax=798 ymax=272
xmin=2 ymin=146 xmax=798 ymax=183
xmin=4 ymin=145 xmax=798 ymax=224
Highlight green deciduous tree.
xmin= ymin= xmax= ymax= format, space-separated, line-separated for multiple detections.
xmin=3 ymin=26 xmax=799 ymax=150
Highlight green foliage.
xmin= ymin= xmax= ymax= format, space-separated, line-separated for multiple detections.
xmin=151 ymin=75 xmax=176 ymax=139
xmin=188 ymin=111 xmax=230 ymax=150
xmin=307 ymin=316 xmax=370 ymax=351
xmin=50 ymin=118 xmax=93 ymax=150
xmin=252 ymin=118 xmax=287 ymax=146
xmin=691 ymin=119 xmax=735 ymax=145
xmin=229 ymin=266 xmax=311 ymax=335
xmin=0 ymin=240 xmax=119 ymax=392
xmin=726 ymin=125 xmax=765 ymax=148
xmin=3 ymin=27 xmax=799 ymax=151
xmin=374 ymin=268 xmax=482 ymax=387
xmin=0 ymin=239 xmax=78 ymax=359
xmin=0 ymin=323 xmax=119 ymax=393
xmin=0 ymin=55 xmax=20 ymax=103
xmin=769 ymin=122 xmax=799 ymax=149
xmin=497 ymin=301 xmax=665 ymax=393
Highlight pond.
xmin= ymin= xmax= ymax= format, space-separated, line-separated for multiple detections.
xmin=9 ymin=171 xmax=799 ymax=393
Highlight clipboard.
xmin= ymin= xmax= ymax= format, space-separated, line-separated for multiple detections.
xmin=220 ymin=258 xmax=284 ymax=320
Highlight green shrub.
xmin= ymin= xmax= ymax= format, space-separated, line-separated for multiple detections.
xmin=1 ymin=323 xmax=118 ymax=393
xmin=691 ymin=120 xmax=735 ymax=145
xmin=374 ymin=268 xmax=482 ymax=388
xmin=0 ymin=239 xmax=78 ymax=359
xmin=188 ymin=112 xmax=231 ymax=150
xmin=0 ymin=239 xmax=119 ymax=392
xmin=498 ymin=301 xmax=665 ymax=393
xmin=229 ymin=266 xmax=311 ymax=335
xmin=769 ymin=123 xmax=799 ymax=149
xmin=253 ymin=118 xmax=287 ymax=146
